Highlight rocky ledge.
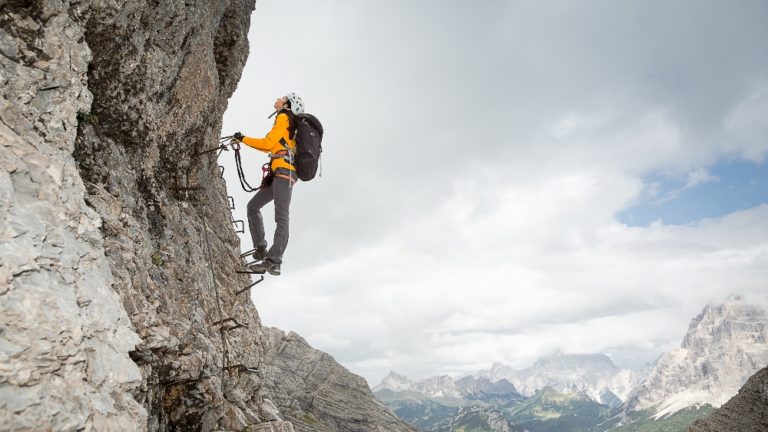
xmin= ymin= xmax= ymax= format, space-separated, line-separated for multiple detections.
xmin=261 ymin=328 xmax=418 ymax=432
xmin=686 ymin=366 xmax=768 ymax=432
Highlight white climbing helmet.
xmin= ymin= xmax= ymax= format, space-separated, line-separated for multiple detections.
xmin=285 ymin=92 xmax=305 ymax=115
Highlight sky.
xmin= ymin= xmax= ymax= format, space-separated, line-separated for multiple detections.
xmin=221 ymin=0 xmax=768 ymax=386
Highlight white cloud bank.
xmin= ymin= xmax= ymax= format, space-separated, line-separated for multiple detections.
xmin=221 ymin=0 xmax=768 ymax=385
xmin=253 ymin=163 xmax=768 ymax=383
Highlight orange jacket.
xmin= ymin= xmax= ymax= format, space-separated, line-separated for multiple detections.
xmin=242 ymin=112 xmax=296 ymax=172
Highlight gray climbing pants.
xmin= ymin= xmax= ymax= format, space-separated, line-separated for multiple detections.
xmin=247 ymin=169 xmax=296 ymax=263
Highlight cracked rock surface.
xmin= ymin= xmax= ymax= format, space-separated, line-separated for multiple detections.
xmin=2 ymin=2 xmax=416 ymax=431
xmin=72 ymin=0 xmax=275 ymax=430
xmin=1 ymin=2 xmax=145 ymax=430
xmin=262 ymin=328 xmax=418 ymax=432
xmin=686 ymin=366 xmax=768 ymax=432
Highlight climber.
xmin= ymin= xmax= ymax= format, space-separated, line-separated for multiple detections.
xmin=232 ymin=93 xmax=305 ymax=276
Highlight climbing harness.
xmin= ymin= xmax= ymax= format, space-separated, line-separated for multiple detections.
xmin=218 ymin=135 xmax=294 ymax=193
xmin=194 ymin=135 xmax=293 ymax=286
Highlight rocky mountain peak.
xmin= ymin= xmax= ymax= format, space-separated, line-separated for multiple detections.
xmin=457 ymin=376 xmax=519 ymax=395
xmin=375 ymin=371 xmax=410 ymax=391
xmin=385 ymin=370 xmax=409 ymax=381
xmin=477 ymin=352 xmax=641 ymax=406
xmin=262 ymin=328 xmax=417 ymax=432
xmin=624 ymin=296 xmax=768 ymax=417
xmin=418 ymin=374 xmax=462 ymax=398
xmin=374 ymin=372 xmax=526 ymax=404
xmin=683 ymin=296 xmax=767 ymax=348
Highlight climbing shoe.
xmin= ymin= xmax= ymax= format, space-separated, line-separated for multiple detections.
xmin=252 ymin=246 xmax=267 ymax=261
xmin=267 ymin=261 xmax=281 ymax=276
xmin=249 ymin=259 xmax=281 ymax=276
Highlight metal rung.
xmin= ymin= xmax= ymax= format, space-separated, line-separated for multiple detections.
xmin=237 ymin=260 xmax=266 ymax=274
xmin=228 ymin=196 xmax=235 ymax=210
xmin=218 ymin=165 xmax=225 ymax=177
xmin=195 ymin=144 xmax=227 ymax=157
xmin=236 ymin=269 xmax=265 ymax=275
xmin=159 ymin=374 xmax=211 ymax=386
xmin=231 ymin=219 xmax=244 ymax=233
xmin=211 ymin=317 xmax=249 ymax=331
xmin=170 ymin=186 xmax=200 ymax=191
xmin=236 ymin=276 xmax=264 ymax=294
xmin=240 ymin=248 xmax=257 ymax=258
xmin=223 ymin=364 xmax=258 ymax=374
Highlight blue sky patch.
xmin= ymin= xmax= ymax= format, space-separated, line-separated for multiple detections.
xmin=618 ymin=159 xmax=768 ymax=226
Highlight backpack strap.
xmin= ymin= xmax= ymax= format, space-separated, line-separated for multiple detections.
xmin=268 ymin=138 xmax=295 ymax=165
xmin=278 ymin=137 xmax=294 ymax=152
xmin=269 ymin=150 xmax=295 ymax=164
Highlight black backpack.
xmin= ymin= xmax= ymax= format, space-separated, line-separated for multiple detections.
xmin=293 ymin=113 xmax=324 ymax=181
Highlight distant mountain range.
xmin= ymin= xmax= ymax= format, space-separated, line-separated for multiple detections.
xmin=375 ymin=352 xmax=641 ymax=409
xmin=374 ymin=375 xmax=527 ymax=430
xmin=377 ymin=380 xmax=614 ymax=432
xmin=476 ymin=353 xmax=644 ymax=406
xmin=374 ymin=296 xmax=768 ymax=432
xmin=374 ymin=354 xmax=635 ymax=431
xmin=374 ymin=373 xmax=525 ymax=404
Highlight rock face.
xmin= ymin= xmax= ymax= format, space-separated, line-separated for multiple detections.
xmin=261 ymin=328 xmax=418 ymax=432
xmin=443 ymin=406 xmax=518 ymax=432
xmin=1 ymin=3 xmax=145 ymax=430
xmin=73 ymin=1 xmax=272 ymax=430
xmin=686 ymin=366 xmax=768 ymax=432
xmin=414 ymin=375 xmax=464 ymax=399
xmin=624 ymin=296 xmax=768 ymax=418
xmin=456 ymin=376 xmax=526 ymax=404
xmin=2 ymin=2 xmax=407 ymax=431
xmin=375 ymin=371 xmax=413 ymax=393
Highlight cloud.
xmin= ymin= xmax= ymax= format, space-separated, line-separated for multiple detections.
xmin=722 ymin=83 xmax=768 ymax=163
xmin=222 ymin=0 xmax=768 ymax=385
xmin=253 ymin=167 xmax=768 ymax=383
xmin=645 ymin=168 xmax=719 ymax=206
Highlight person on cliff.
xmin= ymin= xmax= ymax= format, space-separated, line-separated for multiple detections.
xmin=232 ymin=93 xmax=305 ymax=276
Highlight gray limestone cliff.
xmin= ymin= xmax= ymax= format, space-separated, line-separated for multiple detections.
xmin=261 ymin=328 xmax=418 ymax=432
xmin=686 ymin=366 xmax=768 ymax=432
xmin=623 ymin=296 xmax=768 ymax=418
xmin=1 ymin=2 xmax=146 ymax=430
xmin=1 ymin=2 xmax=412 ymax=431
